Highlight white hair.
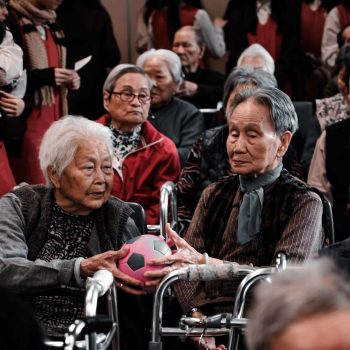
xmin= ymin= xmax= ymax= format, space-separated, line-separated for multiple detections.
xmin=136 ymin=48 xmax=183 ymax=87
xmin=39 ymin=115 xmax=113 ymax=187
xmin=237 ymin=44 xmax=275 ymax=74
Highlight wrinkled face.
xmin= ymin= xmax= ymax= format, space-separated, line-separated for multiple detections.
xmin=31 ymin=0 xmax=62 ymax=10
xmin=226 ymin=99 xmax=288 ymax=178
xmin=0 ymin=1 xmax=8 ymax=22
xmin=271 ymin=310 xmax=350 ymax=350
xmin=51 ymin=139 xmax=114 ymax=216
xmin=103 ymin=72 xmax=150 ymax=132
xmin=172 ymin=29 xmax=204 ymax=73
xmin=240 ymin=55 xmax=268 ymax=72
xmin=143 ymin=57 xmax=178 ymax=109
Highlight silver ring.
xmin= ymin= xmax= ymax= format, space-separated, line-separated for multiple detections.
xmin=119 ymin=283 xmax=123 ymax=288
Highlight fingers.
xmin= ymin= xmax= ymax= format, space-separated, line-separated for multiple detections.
xmin=54 ymin=68 xmax=81 ymax=89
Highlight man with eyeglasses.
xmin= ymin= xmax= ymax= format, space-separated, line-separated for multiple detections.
xmin=97 ymin=63 xmax=181 ymax=226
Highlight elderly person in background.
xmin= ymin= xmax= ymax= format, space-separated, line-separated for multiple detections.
xmin=237 ymin=43 xmax=275 ymax=74
xmin=146 ymin=87 xmax=325 ymax=350
xmin=246 ymin=259 xmax=350 ymax=350
xmin=136 ymin=48 xmax=205 ymax=166
xmin=176 ymin=67 xmax=304 ymax=236
xmin=172 ymin=25 xmax=225 ymax=109
xmin=97 ymin=64 xmax=180 ymax=225
xmin=0 ymin=116 xmax=147 ymax=341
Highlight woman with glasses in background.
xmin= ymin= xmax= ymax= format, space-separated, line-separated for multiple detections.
xmin=97 ymin=64 xmax=181 ymax=225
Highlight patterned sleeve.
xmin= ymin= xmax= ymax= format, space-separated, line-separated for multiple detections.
xmin=274 ymin=191 xmax=325 ymax=263
xmin=176 ymin=138 xmax=203 ymax=236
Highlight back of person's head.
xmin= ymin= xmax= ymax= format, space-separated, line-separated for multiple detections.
xmin=136 ymin=48 xmax=183 ymax=86
xmin=228 ymin=86 xmax=298 ymax=135
xmin=246 ymin=258 xmax=350 ymax=350
xmin=39 ymin=115 xmax=113 ymax=187
xmin=0 ymin=288 xmax=43 ymax=350
xmin=223 ymin=66 xmax=277 ymax=109
xmin=236 ymin=43 xmax=275 ymax=74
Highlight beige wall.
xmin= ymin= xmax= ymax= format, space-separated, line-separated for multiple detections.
xmin=101 ymin=0 xmax=229 ymax=72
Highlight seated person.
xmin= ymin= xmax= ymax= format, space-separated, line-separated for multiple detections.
xmin=97 ymin=64 xmax=181 ymax=225
xmin=246 ymin=258 xmax=350 ymax=350
xmin=145 ymin=87 xmax=325 ymax=350
xmin=177 ymin=67 xmax=304 ymax=235
xmin=301 ymin=44 xmax=350 ymax=172
xmin=236 ymin=43 xmax=275 ymax=74
xmin=136 ymin=48 xmax=205 ymax=166
xmin=308 ymin=117 xmax=350 ymax=241
xmin=172 ymin=25 xmax=225 ymax=109
xmin=0 ymin=116 xmax=148 ymax=341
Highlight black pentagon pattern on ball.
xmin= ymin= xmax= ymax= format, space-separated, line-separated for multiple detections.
xmin=153 ymin=240 xmax=170 ymax=255
xmin=127 ymin=252 xmax=145 ymax=271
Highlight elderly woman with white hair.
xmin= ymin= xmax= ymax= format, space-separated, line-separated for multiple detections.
xmin=97 ymin=63 xmax=181 ymax=225
xmin=0 ymin=116 xmax=149 ymax=342
xmin=136 ymin=48 xmax=205 ymax=166
xmin=237 ymin=43 xmax=275 ymax=74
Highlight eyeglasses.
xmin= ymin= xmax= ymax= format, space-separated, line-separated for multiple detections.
xmin=110 ymin=90 xmax=151 ymax=104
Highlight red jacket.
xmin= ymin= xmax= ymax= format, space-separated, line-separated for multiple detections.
xmin=0 ymin=141 xmax=16 ymax=196
xmin=97 ymin=116 xmax=181 ymax=224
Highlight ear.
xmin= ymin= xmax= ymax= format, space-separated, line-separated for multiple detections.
xmin=277 ymin=131 xmax=292 ymax=157
xmin=103 ymin=90 xmax=111 ymax=112
xmin=48 ymin=166 xmax=60 ymax=189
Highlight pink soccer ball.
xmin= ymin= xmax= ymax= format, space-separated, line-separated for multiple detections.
xmin=118 ymin=234 xmax=172 ymax=285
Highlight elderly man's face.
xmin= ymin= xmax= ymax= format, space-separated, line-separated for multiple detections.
xmin=271 ymin=310 xmax=350 ymax=350
xmin=226 ymin=99 xmax=287 ymax=178
xmin=51 ymin=139 xmax=114 ymax=216
xmin=172 ymin=28 xmax=203 ymax=73
xmin=103 ymin=72 xmax=150 ymax=132
xmin=143 ymin=57 xmax=178 ymax=109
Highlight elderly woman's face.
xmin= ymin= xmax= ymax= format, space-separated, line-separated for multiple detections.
xmin=143 ymin=57 xmax=178 ymax=108
xmin=51 ymin=139 xmax=114 ymax=216
xmin=103 ymin=73 xmax=151 ymax=132
xmin=226 ymin=99 xmax=285 ymax=178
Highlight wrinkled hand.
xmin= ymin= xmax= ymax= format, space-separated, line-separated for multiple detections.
xmin=55 ymin=68 xmax=80 ymax=90
xmin=176 ymin=80 xmax=198 ymax=97
xmin=80 ymin=246 xmax=146 ymax=296
xmin=0 ymin=91 xmax=25 ymax=117
xmin=144 ymin=224 xmax=204 ymax=288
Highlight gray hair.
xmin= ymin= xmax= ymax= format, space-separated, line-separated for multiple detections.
xmin=136 ymin=48 xmax=183 ymax=86
xmin=246 ymin=258 xmax=350 ymax=350
xmin=237 ymin=43 xmax=275 ymax=74
xmin=227 ymin=86 xmax=298 ymax=135
xmin=103 ymin=63 xmax=152 ymax=93
xmin=223 ymin=66 xmax=277 ymax=109
xmin=39 ymin=115 xmax=114 ymax=187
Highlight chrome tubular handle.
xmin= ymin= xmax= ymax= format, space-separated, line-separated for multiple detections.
xmin=159 ymin=181 xmax=177 ymax=240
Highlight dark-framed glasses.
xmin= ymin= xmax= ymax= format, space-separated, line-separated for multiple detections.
xmin=111 ymin=90 xmax=151 ymax=104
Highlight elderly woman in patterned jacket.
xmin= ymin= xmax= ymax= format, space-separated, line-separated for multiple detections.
xmin=0 ymin=116 xmax=147 ymax=340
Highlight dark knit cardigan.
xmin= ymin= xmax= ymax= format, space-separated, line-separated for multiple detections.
xmin=12 ymin=185 xmax=133 ymax=261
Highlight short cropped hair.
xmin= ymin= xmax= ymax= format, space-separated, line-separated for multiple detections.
xmin=175 ymin=25 xmax=205 ymax=46
xmin=237 ymin=43 xmax=275 ymax=74
xmin=223 ymin=66 xmax=277 ymax=109
xmin=246 ymin=258 xmax=350 ymax=350
xmin=227 ymin=86 xmax=298 ymax=135
xmin=103 ymin=63 xmax=152 ymax=93
xmin=39 ymin=115 xmax=113 ymax=186
xmin=136 ymin=48 xmax=183 ymax=86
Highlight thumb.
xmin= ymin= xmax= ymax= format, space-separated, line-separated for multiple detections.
xmin=115 ymin=245 xmax=130 ymax=260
